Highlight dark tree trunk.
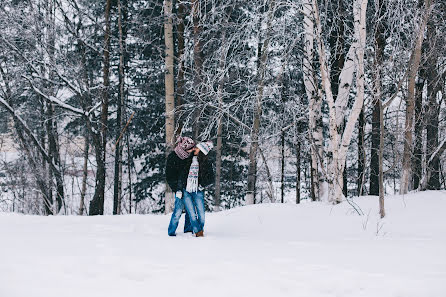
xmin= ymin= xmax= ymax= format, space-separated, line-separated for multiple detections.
xmin=369 ymin=97 xmax=380 ymax=196
xmin=79 ymin=130 xmax=89 ymax=215
xmin=370 ymin=0 xmax=387 ymax=196
xmin=281 ymin=130 xmax=285 ymax=203
xmin=89 ymin=0 xmax=111 ymax=215
xmin=425 ymin=20 xmax=440 ymax=190
xmin=357 ymin=107 xmax=365 ymax=195
xmin=113 ymin=0 xmax=127 ymax=215
xmin=126 ymin=132 xmax=133 ymax=213
xmin=296 ymin=137 xmax=301 ymax=204
xmin=213 ymin=9 xmax=231 ymax=210
xmin=175 ymin=1 xmax=186 ymax=137
xmin=413 ymin=68 xmax=425 ymax=189
xmin=46 ymin=101 xmax=64 ymax=213
xmin=192 ymin=0 xmax=203 ymax=139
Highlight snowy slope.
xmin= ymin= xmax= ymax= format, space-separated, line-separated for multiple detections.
xmin=0 ymin=191 xmax=445 ymax=297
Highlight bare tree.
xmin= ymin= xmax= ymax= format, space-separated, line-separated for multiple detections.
xmin=245 ymin=0 xmax=276 ymax=205
xmin=302 ymin=0 xmax=324 ymax=201
xmin=400 ymin=0 xmax=432 ymax=195
xmin=311 ymin=0 xmax=368 ymax=203
xmin=164 ymin=0 xmax=176 ymax=213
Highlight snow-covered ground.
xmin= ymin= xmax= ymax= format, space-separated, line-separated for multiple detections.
xmin=1 ymin=191 xmax=445 ymax=297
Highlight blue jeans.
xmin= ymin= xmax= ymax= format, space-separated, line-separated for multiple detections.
xmin=168 ymin=197 xmax=185 ymax=236
xmin=183 ymin=190 xmax=205 ymax=232
xmin=184 ymin=211 xmax=192 ymax=232
xmin=167 ymin=192 xmax=193 ymax=236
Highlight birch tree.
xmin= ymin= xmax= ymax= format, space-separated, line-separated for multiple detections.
xmin=310 ymin=0 xmax=368 ymax=203
xmin=302 ymin=0 xmax=325 ymax=201
xmin=164 ymin=0 xmax=175 ymax=213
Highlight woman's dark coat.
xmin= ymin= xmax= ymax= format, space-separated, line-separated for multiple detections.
xmin=166 ymin=151 xmax=214 ymax=192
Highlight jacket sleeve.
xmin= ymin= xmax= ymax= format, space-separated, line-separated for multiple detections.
xmin=199 ymin=158 xmax=215 ymax=188
xmin=166 ymin=153 xmax=180 ymax=192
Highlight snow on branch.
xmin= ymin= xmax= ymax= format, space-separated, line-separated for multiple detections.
xmin=24 ymin=76 xmax=85 ymax=116
xmin=0 ymin=97 xmax=61 ymax=176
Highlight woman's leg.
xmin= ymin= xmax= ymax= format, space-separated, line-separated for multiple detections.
xmin=167 ymin=197 xmax=185 ymax=236
xmin=183 ymin=191 xmax=201 ymax=234
xmin=183 ymin=211 xmax=192 ymax=233
xmin=193 ymin=190 xmax=206 ymax=231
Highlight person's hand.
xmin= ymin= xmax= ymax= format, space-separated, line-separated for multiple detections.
xmin=198 ymin=185 xmax=204 ymax=192
xmin=175 ymin=191 xmax=183 ymax=199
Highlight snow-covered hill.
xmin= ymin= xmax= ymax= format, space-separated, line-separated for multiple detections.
xmin=1 ymin=191 xmax=445 ymax=297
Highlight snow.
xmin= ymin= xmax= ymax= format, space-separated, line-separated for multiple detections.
xmin=1 ymin=191 xmax=445 ymax=297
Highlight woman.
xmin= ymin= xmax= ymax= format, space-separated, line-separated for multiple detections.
xmin=182 ymin=141 xmax=214 ymax=237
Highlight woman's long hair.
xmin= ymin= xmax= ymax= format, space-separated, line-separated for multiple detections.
xmin=197 ymin=150 xmax=208 ymax=164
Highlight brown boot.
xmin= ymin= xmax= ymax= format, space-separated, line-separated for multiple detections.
xmin=195 ymin=230 xmax=204 ymax=237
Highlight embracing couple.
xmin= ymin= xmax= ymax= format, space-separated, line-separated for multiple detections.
xmin=166 ymin=136 xmax=214 ymax=237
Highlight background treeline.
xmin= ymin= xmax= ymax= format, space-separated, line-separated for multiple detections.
xmin=0 ymin=0 xmax=444 ymax=216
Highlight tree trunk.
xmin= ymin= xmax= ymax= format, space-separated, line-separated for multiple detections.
xmin=296 ymin=137 xmax=301 ymax=204
xmin=0 ymin=67 xmax=57 ymax=215
xmin=281 ymin=130 xmax=285 ymax=203
xmin=245 ymin=0 xmax=276 ymax=205
xmin=164 ymin=0 xmax=176 ymax=213
xmin=215 ymin=115 xmax=223 ymax=209
xmin=175 ymin=1 xmax=186 ymax=137
xmin=357 ymin=107 xmax=365 ymax=195
xmin=379 ymin=93 xmax=385 ymax=218
xmin=302 ymin=0 xmax=324 ymax=201
xmin=400 ymin=0 xmax=432 ymax=194
xmin=113 ymin=0 xmax=127 ymax=215
xmin=46 ymin=101 xmax=64 ymax=213
xmin=311 ymin=0 xmax=368 ymax=203
xmin=47 ymin=0 xmax=65 ymax=214
xmin=369 ymin=96 xmax=380 ymax=195
xmin=425 ymin=18 xmax=440 ymax=190
xmin=192 ymin=0 xmax=203 ymax=139
xmin=126 ymin=132 xmax=133 ymax=213
xmin=214 ymin=10 xmax=230 ymax=210
xmin=329 ymin=1 xmax=347 ymax=199
xmin=413 ymin=69 xmax=425 ymax=189
xmin=89 ymin=0 xmax=111 ymax=215
xmin=370 ymin=0 xmax=387 ymax=196
xmin=79 ymin=131 xmax=89 ymax=215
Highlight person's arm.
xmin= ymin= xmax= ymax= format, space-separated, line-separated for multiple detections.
xmin=166 ymin=153 xmax=180 ymax=192
xmin=199 ymin=158 xmax=215 ymax=188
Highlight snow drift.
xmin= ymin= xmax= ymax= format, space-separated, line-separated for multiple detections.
xmin=0 ymin=191 xmax=445 ymax=297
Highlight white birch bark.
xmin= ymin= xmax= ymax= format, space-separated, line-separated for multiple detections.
xmin=311 ymin=0 xmax=368 ymax=203
xmin=163 ymin=0 xmax=175 ymax=213
xmin=302 ymin=0 xmax=325 ymax=200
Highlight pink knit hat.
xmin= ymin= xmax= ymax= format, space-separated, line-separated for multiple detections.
xmin=174 ymin=136 xmax=195 ymax=160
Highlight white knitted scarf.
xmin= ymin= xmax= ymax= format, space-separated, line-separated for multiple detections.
xmin=186 ymin=156 xmax=199 ymax=193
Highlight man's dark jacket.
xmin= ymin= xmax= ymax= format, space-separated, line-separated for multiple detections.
xmin=165 ymin=151 xmax=214 ymax=192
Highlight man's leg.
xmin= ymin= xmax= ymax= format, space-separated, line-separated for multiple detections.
xmin=168 ymin=197 xmax=185 ymax=236
xmin=183 ymin=191 xmax=201 ymax=234
xmin=184 ymin=211 xmax=192 ymax=233
xmin=194 ymin=190 xmax=206 ymax=231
